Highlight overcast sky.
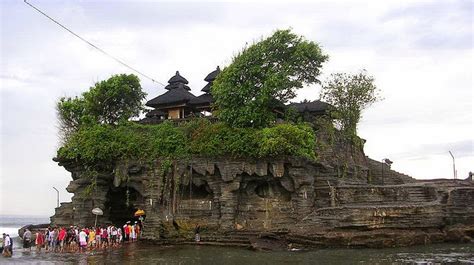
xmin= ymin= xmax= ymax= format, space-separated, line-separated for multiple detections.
xmin=1 ymin=0 xmax=472 ymax=216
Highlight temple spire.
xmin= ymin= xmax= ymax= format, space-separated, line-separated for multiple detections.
xmin=165 ymin=70 xmax=190 ymax=90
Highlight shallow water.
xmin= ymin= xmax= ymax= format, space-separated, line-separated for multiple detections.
xmin=2 ymin=242 xmax=474 ymax=264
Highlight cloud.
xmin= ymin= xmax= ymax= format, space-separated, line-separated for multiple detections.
xmin=380 ymin=0 xmax=473 ymax=50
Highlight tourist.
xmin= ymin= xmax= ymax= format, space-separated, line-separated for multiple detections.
xmin=53 ymin=227 xmax=59 ymax=252
xmin=23 ymin=228 xmax=32 ymax=251
xmin=48 ymin=227 xmax=56 ymax=252
xmin=88 ymin=227 xmax=95 ymax=250
xmin=194 ymin=225 xmax=201 ymax=242
xmin=35 ymin=230 xmax=45 ymax=252
xmin=124 ymin=222 xmax=130 ymax=242
xmin=110 ymin=226 xmax=117 ymax=247
xmin=44 ymin=228 xmax=50 ymax=251
xmin=2 ymin=234 xmax=12 ymax=257
xmin=67 ymin=226 xmax=75 ymax=252
xmin=58 ymin=227 xmax=67 ymax=252
xmin=127 ymin=222 xmax=133 ymax=242
xmin=74 ymin=226 xmax=79 ymax=245
xmin=117 ymin=226 xmax=123 ymax=243
xmin=130 ymin=223 xmax=136 ymax=242
xmin=135 ymin=221 xmax=141 ymax=239
xmin=100 ymin=226 xmax=108 ymax=248
xmin=95 ymin=227 xmax=101 ymax=248
xmin=107 ymin=225 xmax=112 ymax=244
xmin=78 ymin=229 xmax=87 ymax=252
xmin=1 ymin=233 xmax=5 ymax=252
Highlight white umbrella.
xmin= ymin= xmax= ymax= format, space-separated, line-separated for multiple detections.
xmin=92 ymin=208 xmax=103 ymax=227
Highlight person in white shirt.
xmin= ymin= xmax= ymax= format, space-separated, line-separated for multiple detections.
xmin=78 ymin=229 xmax=87 ymax=252
xmin=2 ymin=234 xmax=12 ymax=257
xmin=48 ymin=229 xmax=56 ymax=251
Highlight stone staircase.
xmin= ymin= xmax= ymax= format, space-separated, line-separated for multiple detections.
xmin=141 ymin=213 xmax=163 ymax=241
xmin=367 ymin=158 xmax=416 ymax=185
xmin=405 ymin=186 xmax=437 ymax=203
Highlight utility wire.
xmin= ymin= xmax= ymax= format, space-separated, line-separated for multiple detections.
xmin=24 ymin=0 xmax=166 ymax=87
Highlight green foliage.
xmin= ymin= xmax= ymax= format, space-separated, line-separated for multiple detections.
xmin=57 ymin=121 xmax=189 ymax=164
xmin=320 ymin=70 xmax=380 ymax=138
xmin=283 ymin=106 xmax=300 ymax=123
xmin=160 ymin=159 xmax=173 ymax=177
xmin=259 ymin=123 xmax=316 ymax=160
xmin=56 ymin=74 xmax=146 ymax=141
xmin=212 ymin=29 xmax=328 ymax=128
xmin=81 ymin=169 xmax=98 ymax=197
xmin=57 ymin=120 xmax=317 ymax=164
xmin=188 ymin=122 xmax=260 ymax=158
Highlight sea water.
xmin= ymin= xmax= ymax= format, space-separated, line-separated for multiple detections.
xmin=0 ymin=215 xmax=50 ymax=248
xmin=1 ymin=215 xmax=473 ymax=264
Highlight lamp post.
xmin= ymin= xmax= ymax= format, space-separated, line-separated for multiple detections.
xmin=52 ymin=187 xmax=59 ymax=208
xmin=449 ymin=151 xmax=456 ymax=181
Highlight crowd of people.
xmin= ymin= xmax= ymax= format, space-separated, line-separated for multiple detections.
xmin=2 ymin=221 xmax=141 ymax=257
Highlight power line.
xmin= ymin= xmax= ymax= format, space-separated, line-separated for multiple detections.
xmin=24 ymin=0 xmax=166 ymax=87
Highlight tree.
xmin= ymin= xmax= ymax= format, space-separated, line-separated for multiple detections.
xmin=83 ymin=74 xmax=146 ymax=124
xmin=57 ymin=74 xmax=146 ymax=141
xmin=212 ymin=29 xmax=328 ymax=128
xmin=320 ymin=70 xmax=380 ymax=137
xmin=56 ymin=96 xmax=88 ymax=143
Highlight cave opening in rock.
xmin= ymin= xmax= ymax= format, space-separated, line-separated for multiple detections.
xmin=105 ymin=187 xmax=144 ymax=226
xmin=254 ymin=181 xmax=291 ymax=201
xmin=179 ymin=179 xmax=213 ymax=200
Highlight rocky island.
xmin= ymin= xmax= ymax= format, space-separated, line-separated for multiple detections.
xmin=50 ymin=30 xmax=474 ymax=249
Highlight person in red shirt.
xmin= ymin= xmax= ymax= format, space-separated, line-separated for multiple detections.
xmin=124 ymin=222 xmax=130 ymax=242
xmin=58 ymin=228 xmax=67 ymax=253
xmin=100 ymin=227 xmax=108 ymax=248
xmin=35 ymin=231 xmax=45 ymax=252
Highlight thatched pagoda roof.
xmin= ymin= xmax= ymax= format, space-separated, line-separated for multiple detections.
xmin=165 ymin=71 xmax=191 ymax=91
xmin=146 ymin=83 xmax=196 ymax=108
xmin=201 ymin=82 xmax=212 ymax=93
xmin=204 ymin=66 xmax=220 ymax=82
xmin=201 ymin=66 xmax=221 ymax=93
xmin=168 ymin=71 xmax=189 ymax=84
xmin=189 ymin=93 xmax=213 ymax=106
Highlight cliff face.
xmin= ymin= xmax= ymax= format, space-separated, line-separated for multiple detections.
xmin=51 ymin=152 xmax=474 ymax=248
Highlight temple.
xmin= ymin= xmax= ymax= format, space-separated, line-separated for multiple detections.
xmin=144 ymin=71 xmax=197 ymax=121
xmin=141 ymin=67 xmax=331 ymax=124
